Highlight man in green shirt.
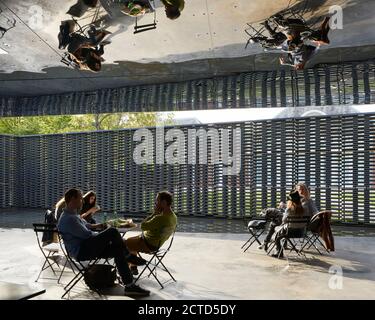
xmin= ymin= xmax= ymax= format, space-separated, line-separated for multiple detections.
xmin=161 ymin=0 xmax=185 ymax=20
xmin=125 ymin=191 xmax=177 ymax=274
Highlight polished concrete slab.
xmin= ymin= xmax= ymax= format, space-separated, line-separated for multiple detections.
xmin=0 ymin=227 xmax=374 ymax=300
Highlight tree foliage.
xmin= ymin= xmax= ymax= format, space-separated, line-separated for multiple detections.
xmin=0 ymin=112 xmax=174 ymax=135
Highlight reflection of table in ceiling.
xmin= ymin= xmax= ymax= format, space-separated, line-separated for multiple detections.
xmin=99 ymin=0 xmax=155 ymax=18
xmin=0 ymin=282 xmax=46 ymax=300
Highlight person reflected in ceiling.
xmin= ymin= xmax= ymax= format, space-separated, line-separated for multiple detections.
xmin=303 ymin=16 xmax=331 ymax=46
xmin=161 ymin=0 xmax=184 ymax=20
xmin=67 ymin=0 xmax=99 ymax=18
xmin=279 ymin=44 xmax=319 ymax=70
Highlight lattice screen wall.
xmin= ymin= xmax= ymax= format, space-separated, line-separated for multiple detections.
xmin=0 ymin=135 xmax=16 ymax=207
xmin=0 ymin=113 xmax=374 ymax=224
xmin=1 ymin=61 xmax=374 ymax=117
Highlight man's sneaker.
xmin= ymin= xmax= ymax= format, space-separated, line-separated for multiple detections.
xmin=127 ymin=254 xmax=147 ymax=266
xmin=124 ymin=284 xmax=150 ymax=297
xmin=130 ymin=265 xmax=139 ymax=275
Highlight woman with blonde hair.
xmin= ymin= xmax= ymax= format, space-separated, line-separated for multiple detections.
xmin=54 ymin=197 xmax=66 ymax=222
xmin=295 ymin=182 xmax=318 ymax=217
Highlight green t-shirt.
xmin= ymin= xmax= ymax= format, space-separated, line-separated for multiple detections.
xmin=141 ymin=212 xmax=177 ymax=248
xmin=161 ymin=0 xmax=185 ymax=11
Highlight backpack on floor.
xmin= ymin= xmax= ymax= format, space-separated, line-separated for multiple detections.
xmin=84 ymin=264 xmax=117 ymax=290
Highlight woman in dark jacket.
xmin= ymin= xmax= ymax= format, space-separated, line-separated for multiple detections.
xmin=271 ymin=190 xmax=306 ymax=258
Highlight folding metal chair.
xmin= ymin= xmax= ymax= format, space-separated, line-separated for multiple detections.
xmin=268 ymin=8 xmax=313 ymax=39
xmin=244 ymin=23 xmax=268 ymax=49
xmin=241 ymin=216 xmax=268 ymax=252
xmin=266 ymin=217 xmax=310 ymax=259
xmin=135 ymin=230 xmax=176 ymax=289
xmin=272 ymin=7 xmax=308 ymax=24
xmin=300 ymin=213 xmax=330 ymax=255
xmin=57 ymin=232 xmax=105 ymax=299
xmin=134 ymin=0 xmax=157 ymax=34
xmin=33 ymin=223 xmax=63 ymax=282
xmin=301 ymin=230 xmax=330 ymax=255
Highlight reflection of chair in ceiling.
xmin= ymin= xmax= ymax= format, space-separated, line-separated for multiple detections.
xmin=245 ymin=5 xmax=314 ymax=51
xmin=62 ymin=4 xmax=110 ymax=71
xmin=70 ymin=5 xmax=107 ymax=36
xmin=0 ymin=8 xmax=16 ymax=39
xmin=244 ymin=23 xmax=268 ymax=50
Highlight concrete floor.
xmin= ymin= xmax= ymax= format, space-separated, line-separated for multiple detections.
xmin=1 ymin=0 xmax=375 ymax=95
xmin=1 ymin=227 xmax=375 ymax=300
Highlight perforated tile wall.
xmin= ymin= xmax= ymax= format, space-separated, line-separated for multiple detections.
xmin=1 ymin=113 xmax=374 ymax=224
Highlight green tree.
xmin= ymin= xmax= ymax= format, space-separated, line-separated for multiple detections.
xmin=0 ymin=112 xmax=175 ymax=135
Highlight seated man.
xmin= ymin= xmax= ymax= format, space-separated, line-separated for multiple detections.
xmin=125 ymin=191 xmax=177 ymax=275
xmin=57 ymin=188 xmax=150 ymax=297
xmin=161 ymin=0 xmax=184 ymax=20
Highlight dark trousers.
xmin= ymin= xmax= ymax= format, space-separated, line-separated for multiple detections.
xmin=264 ymin=221 xmax=281 ymax=244
xmin=77 ymin=228 xmax=133 ymax=285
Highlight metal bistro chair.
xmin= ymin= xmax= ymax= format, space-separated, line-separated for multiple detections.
xmin=134 ymin=0 xmax=157 ymax=34
xmin=33 ymin=223 xmax=63 ymax=282
xmin=57 ymin=231 xmax=110 ymax=299
xmin=244 ymin=22 xmax=268 ymax=49
xmin=268 ymin=8 xmax=313 ymax=40
xmin=300 ymin=212 xmax=331 ymax=255
xmin=267 ymin=216 xmax=310 ymax=259
xmin=135 ymin=229 xmax=177 ymax=289
xmin=241 ymin=215 xmax=268 ymax=252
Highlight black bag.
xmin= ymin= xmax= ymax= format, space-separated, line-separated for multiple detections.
xmin=84 ymin=264 xmax=117 ymax=290
xmin=42 ymin=209 xmax=57 ymax=244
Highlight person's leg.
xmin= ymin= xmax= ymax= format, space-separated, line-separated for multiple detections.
xmin=88 ymin=26 xmax=111 ymax=47
xmin=126 ymin=235 xmax=153 ymax=254
xmin=249 ymin=36 xmax=268 ymax=43
xmin=78 ymin=228 xmax=134 ymax=285
xmin=272 ymin=228 xmax=285 ymax=258
xmin=264 ymin=222 xmax=277 ymax=244
xmin=125 ymin=235 xmax=153 ymax=274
